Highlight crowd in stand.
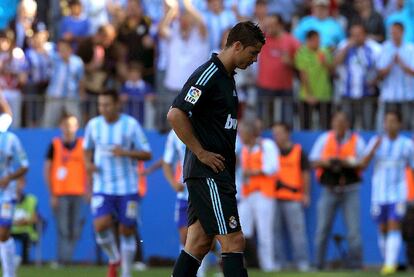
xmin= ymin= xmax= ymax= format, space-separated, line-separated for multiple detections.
xmin=0 ymin=0 xmax=414 ymax=130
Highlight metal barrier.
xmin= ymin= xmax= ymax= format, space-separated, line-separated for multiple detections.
xmin=9 ymin=93 xmax=396 ymax=131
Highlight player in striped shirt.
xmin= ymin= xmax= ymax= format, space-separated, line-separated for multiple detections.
xmin=0 ymin=97 xmax=29 ymax=277
xmin=362 ymin=110 xmax=414 ymax=275
xmin=83 ymin=90 xmax=152 ymax=277
xmin=162 ymin=129 xmax=217 ymax=277
xmin=162 ymin=130 xmax=188 ymax=245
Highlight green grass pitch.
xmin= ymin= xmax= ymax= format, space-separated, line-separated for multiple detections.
xmin=15 ymin=266 xmax=414 ymax=277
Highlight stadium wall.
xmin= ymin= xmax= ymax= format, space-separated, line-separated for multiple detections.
xmin=13 ymin=129 xmax=406 ymax=265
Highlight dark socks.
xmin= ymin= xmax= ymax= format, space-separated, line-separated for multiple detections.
xmin=172 ymin=250 xmax=201 ymax=277
xmin=222 ymin=252 xmax=248 ymax=277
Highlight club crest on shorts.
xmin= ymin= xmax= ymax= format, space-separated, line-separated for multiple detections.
xmin=184 ymin=86 xmax=202 ymax=104
xmin=229 ymin=216 xmax=238 ymax=229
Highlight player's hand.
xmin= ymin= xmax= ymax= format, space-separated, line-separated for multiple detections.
xmin=373 ymin=136 xmax=382 ymax=150
xmin=50 ymin=196 xmax=58 ymax=210
xmin=0 ymin=175 xmax=10 ymax=188
xmin=196 ymin=150 xmax=225 ymax=173
xmin=173 ymin=182 xmax=185 ymax=192
xmin=111 ymin=146 xmax=127 ymax=157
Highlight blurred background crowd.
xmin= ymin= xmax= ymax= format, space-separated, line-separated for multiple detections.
xmin=1 ymin=0 xmax=414 ymax=131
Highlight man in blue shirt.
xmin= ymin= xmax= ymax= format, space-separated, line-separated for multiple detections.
xmin=293 ymin=0 xmax=345 ymax=49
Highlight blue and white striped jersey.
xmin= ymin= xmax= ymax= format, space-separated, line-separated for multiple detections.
xmin=365 ymin=135 xmax=414 ymax=205
xmin=336 ymin=39 xmax=382 ymax=99
xmin=377 ymin=41 xmax=414 ymax=102
xmin=0 ymin=131 xmax=29 ymax=202
xmin=163 ymin=130 xmax=188 ymax=200
xmin=83 ymin=114 xmax=151 ymax=195
xmin=25 ymin=47 xmax=51 ymax=84
xmin=202 ymin=9 xmax=237 ymax=52
xmin=46 ymin=52 xmax=84 ymax=98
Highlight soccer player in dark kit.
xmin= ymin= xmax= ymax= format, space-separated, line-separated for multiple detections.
xmin=167 ymin=21 xmax=265 ymax=277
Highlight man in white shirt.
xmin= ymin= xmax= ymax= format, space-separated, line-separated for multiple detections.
xmin=237 ymin=119 xmax=279 ymax=272
xmin=334 ymin=23 xmax=381 ymax=130
xmin=376 ymin=22 xmax=414 ymax=130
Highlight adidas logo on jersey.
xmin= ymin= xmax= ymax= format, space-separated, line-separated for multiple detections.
xmin=224 ymin=114 xmax=238 ymax=130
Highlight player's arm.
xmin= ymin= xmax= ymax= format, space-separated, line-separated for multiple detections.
xmin=112 ymin=121 xmax=152 ymax=160
xmin=84 ymin=149 xmax=98 ymax=175
xmin=0 ymin=92 xmax=13 ymax=132
xmin=0 ymin=92 xmax=12 ymax=116
xmin=112 ymin=147 xmax=152 ymax=160
xmin=167 ymin=108 xmax=225 ymax=173
xmin=0 ymin=137 xmax=29 ymax=188
xmin=360 ymin=137 xmax=381 ymax=169
xmin=162 ymin=161 xmax=184 ymax=192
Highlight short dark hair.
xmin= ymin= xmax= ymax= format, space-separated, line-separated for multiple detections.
xmin=100 ymin=89 xmax=120 ymax=102
xmin=128 ymin=62 xmax=144 ymax=73
xmin=255 ymin=0 xmax=268 ymax=5
xmin=385 ymin=110 xmax=402 ymax=123
xmin=306 ymin=30 xmax=319 ymax=40
xmin=225 ymin=21 xmax=265 ymax=48
xmin=392 ymin=22 xmax=404 ymax=31
xmin=57 ymin=38 xmax=72 ymax=47
xmin=68 ymin=0 xmax=82 ymax=6
xmin=59 ymin=112 xmax=78 ymax=123
xmin=272 ymin=122 xmax=292 ymax=133
xmin=349 ymin=21 xmax=367 ymax=33
xmin=268 ymin=13 xmax=284 ymax=26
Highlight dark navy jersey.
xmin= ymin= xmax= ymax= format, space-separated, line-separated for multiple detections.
xmin=172 ymin=53 xmax=238 ymax=183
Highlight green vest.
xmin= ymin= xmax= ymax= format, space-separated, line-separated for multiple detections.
xmin=11 ymin=194 xmax=39 ymax=241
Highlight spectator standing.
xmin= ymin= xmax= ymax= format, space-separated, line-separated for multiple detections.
xmin=76 ymin=24 xmax=117 ymax=119
xmin=376 ymin=22 xmax=414 ymax=130
xmin=202 ymin=0 xmax=237 ymax=52
xmin=59 ymin=0 xmax=91 ymax=47
xmin=116 ymin=0 xmax=155 ymax=85
xmin=385 ymin=0 xmax=414 ymax=43
xmin=257 ymin=14 xmax=300 ymax=128
xmin=0 ymin=30 xmax=27 ymax=128
xmin=44 ymin=114 xmax=87 ymax=266
xmin=293 ymin=0 xmax=345 ymax=49
xmin=157 ymin=0 xmax=209 ymax=131
xmin=272 ymin=122 xmax=311 ymax=272
xmin=238 ymin=120 xmax=279 ymax=272
xmin=374 ymin=0 xmax=399 ymax=18
xmin=295 ymin=30 xmax=333 ymax=130
xmin=24 ymin=22 xmax=51 ymax=126
xmin=42 ymin=38 xmax=84 ymax=128
xmin=8 ymin=0 xmax=38 ymax=50
xmin=361 ymin=111 xmax=414 ymax=275
xmin=349 ymin=0 xmax=386 ymax=42
xmin=334 ymin=23 xmax=382 ymax=130
xmin=120 ymin=62 xmax=154 ymax=127
xmin=310 ymin=111 xmax=365 ymax=269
